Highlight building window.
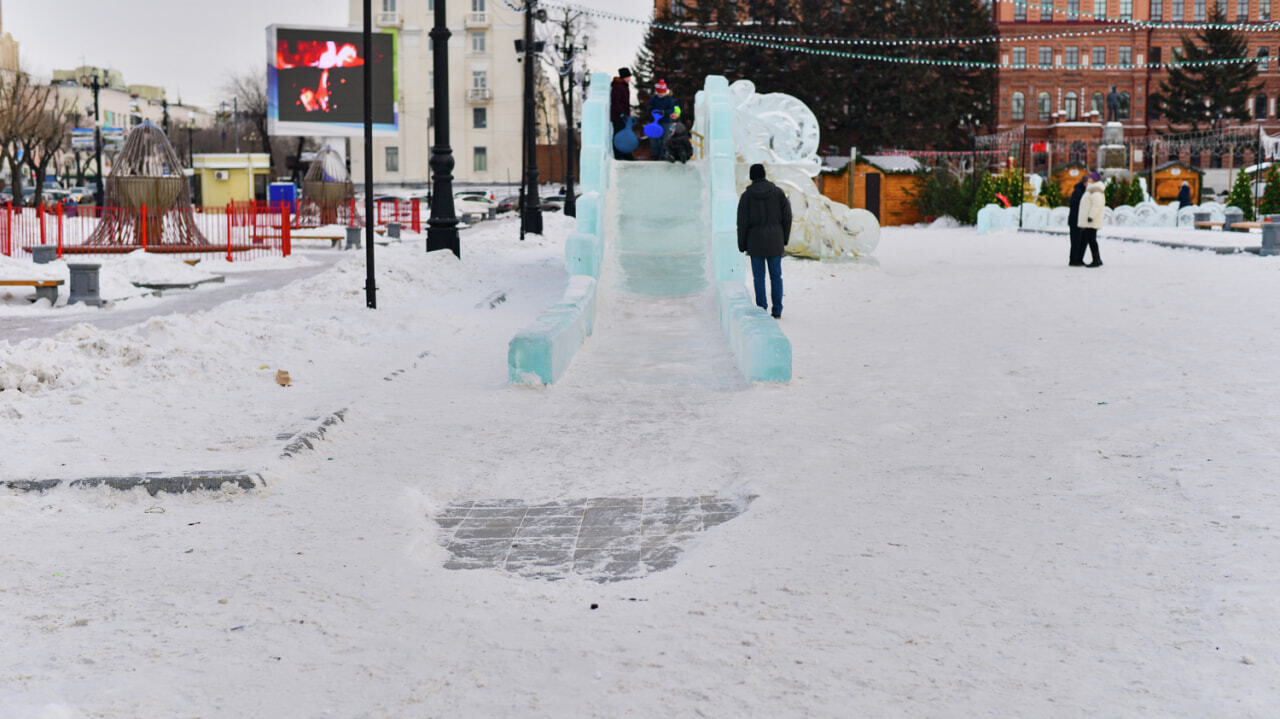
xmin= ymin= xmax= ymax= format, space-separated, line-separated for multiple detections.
xmin=1173 ymin=0 xmax=1184 ymax=19
xmin=1012 ymin=91 xmax=1026 ymax=120
xmin=471 ymin=31 xmax=486 ymax=54
xmin=472 ymin=0 xmax=485 ymax=10
xmin=1120 ymin=0 xmax=1133 ymax=17
xmin=1012 ymin=47 xmax=1027 ymax=68
xmin=1068 ymin=0 xmax=1081 ymax=16
xmin=1259 ymin=47 xmax=1270 ymax=72
xmin=1038 ymin=91 xmax=1052 ymax=121
xmin=1257 ymin=93 xmax=1269 ymax=117
xmin=1039 ymin=46 xmax=1053 ymax=68
xmin=670 ymin=0 xmax=686 ymax=18
xmin=1015 ymin=0 xmax=1027 ymax=20
xmin=1094 ymin=0 xmax=1106 ymax=17
xmin=1194 ymin=0 xmax=1206 ymax=19
xmin=1172 ymin=46 xmax=1183 ymax=63
xmin=1092 ymin=91 xmax=1106 ymax=116
xmin=473 ymin=107 xmax=487 ymax=128
xmin=1119 ymin=92 xmax=1131 ymax=119
xmin=1151 ymin=0 xmax=1163 ymax=19
xmin=382 ymin=0 xmax=396 ymax=10
xmin=1150 ymin=46 xmax=1163 ymax=67
xmin=1065 ymin=91 xmax=1079 ymax=120
xmin=1093 ymin=46 xmax=1107 ymax=67
xmin=1239 ymin=0 xmax=1250 ymax=20
xmin=385 ymin=146 xmax=399 ymax=173
xmin=473 ymin=146 xmax=487 ymax=172
xmin=1042 ymin=0 xmax=1055 ymax=20
xmin=472 ymin=70 xmax=487 ymax=89
xmin=1264 ymin=0 xmax=1272 ymax=19
xmin=1119 ymin=47 xmax=1133 ymax=68
xmin=1066 ymin=47 xmax=1080 ymax=69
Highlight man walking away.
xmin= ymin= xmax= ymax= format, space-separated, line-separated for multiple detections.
xmin=610 ymin=68 xmax=632 ymax=160
xmin=737 ymin=163 xmax=792 ymax=318
xmin=1067 ymin=176 xmax=1087 ymax=266
xmin=1079 ymin=172 xmax=1105 ymax=268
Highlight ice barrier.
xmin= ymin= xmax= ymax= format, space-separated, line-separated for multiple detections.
xmin=508 ymin=72 xmax=611 ymax=384
xmin=977 ymin=200 xmax=1232 ymax=233
xmin=697 ymin=75 xmax=792 ymax=382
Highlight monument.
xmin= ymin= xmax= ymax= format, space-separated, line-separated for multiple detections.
xmin=1099 ymin=87 xmax=1129 ymax=180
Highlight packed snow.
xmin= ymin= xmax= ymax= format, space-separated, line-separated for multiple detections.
xmin=2 ymin=217 xmax=1279 ymax=717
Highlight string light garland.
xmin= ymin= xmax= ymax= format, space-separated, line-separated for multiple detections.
xmin=530 ymin=1 xmax=1277 ymax=72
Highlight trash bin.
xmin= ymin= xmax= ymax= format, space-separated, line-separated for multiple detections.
xmin=345 ymin=226 xmax=362 ymax=250
xmin=1193 ymin=211 xmax=1211 ymax=228
xmin=1262 ymin=222 xmax=1280 ymax=256
xmin=67 ymin=263 xmax=103 ymax=306
xmin=386 ymin=222 xmax=401 ymax=239
xmin=1224 ymin=208 xmax=1244 ymax=231
xmin=31 ymin=244 xmax=56 ymax=264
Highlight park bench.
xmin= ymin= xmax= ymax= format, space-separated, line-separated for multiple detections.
xmin=0 ymin=279 xmax=64 ymax=303
xmin=1193 ymin=221 xmax=1224 ymax=230
xmin=1228 ymin=221 xmax=1262 ymax=232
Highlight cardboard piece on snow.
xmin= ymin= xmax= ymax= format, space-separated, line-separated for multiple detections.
xmin=275 ymin=370 xmax=291 ymax=387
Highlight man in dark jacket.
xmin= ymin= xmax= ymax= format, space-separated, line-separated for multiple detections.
xmin=737 ymin=163 xmax=792 ymax=318
xmin=1067 ymin=177 xmax=1087 ymax=266
xmin=610 ymin=68 xmax=632 ymax=160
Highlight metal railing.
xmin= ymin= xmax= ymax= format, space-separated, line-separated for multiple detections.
xmin=464 ymin=12 xmax=489 ymax=27
xmin=467 ymin=87 xmax=492 ymax=103
xmin=375 ymin=11 xmax=402 ymax=27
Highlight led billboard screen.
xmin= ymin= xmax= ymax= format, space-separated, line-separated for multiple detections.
xmin=267 ymin=25 xmax=397 ymax=137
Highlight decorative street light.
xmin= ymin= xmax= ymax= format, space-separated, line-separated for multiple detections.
xmin=362 ymin=0 xmax=377 ymax=308
xmin=80 ymin=70 xmax=105 ymax=207
xmin=426 ymin=0 xmax=460 ymax=257
xmin=520 ymin=0 xmax=546 ymax=238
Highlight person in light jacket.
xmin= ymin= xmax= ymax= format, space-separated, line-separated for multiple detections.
xmin=1078 ymin=173 xmax=1105 ymax=268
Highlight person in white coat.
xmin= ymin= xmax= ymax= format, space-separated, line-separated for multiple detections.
xmin=1077 ymin=173 xmax=1105 ymax=268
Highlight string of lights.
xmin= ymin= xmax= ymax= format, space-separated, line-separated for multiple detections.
xmin=535 ymin=1 xmax=1276 ymax=71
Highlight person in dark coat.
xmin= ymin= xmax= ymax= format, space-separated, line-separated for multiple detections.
xmin=1176 ymin=181 xmax=1192 ymax=208
xmin=737 ymin=163 xmax=792 ymax=318
xmin=610 ymin=68 xmax=632 ymax=160
xmin=665 ymin=107 xmax=693 ymax=163
xmin=646 ymin=79 xmax=676 ymax=160
xmin=1067 ymin=177 xmax=1088 ymax=266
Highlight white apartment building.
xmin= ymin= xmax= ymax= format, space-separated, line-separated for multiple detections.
xmin=347 ymin=0 xmax=559 ymax=186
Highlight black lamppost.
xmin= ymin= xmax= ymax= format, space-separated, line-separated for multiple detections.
xmin=83 ymin=71 xmax=104 ymax=207
xmin=426 ymin=0 xmax=460 ymax=257
xmin=558 ymin=36 xmax=586 ymax=218
xmin=362 ymin=0 xmax=377 ymax=308
xmin=186 ymin=120 xmax=194 ymax=167
xmin=520 ymin=0 xmax=545 ymax=238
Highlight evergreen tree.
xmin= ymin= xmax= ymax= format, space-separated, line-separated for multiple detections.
xmin=1104 ymin=177 xmax=1123 ymax=208
xmin=971 ymin=172 xmax=997 ymax=217
xmin=1156 ymin=5 xmax=1262 ymax=131
xmin=1226 ymin=169 xmax=1256 ymax=219
xmin=640 ymin=0 xmax=995 ymax=152
xmin=1128 ymin=176 xmax=1145 ymax=205
xmin=1259 ymin=165 xmax=1280 ymax=215
xmin=1039 ymin=177 xmax=1065 ymax=207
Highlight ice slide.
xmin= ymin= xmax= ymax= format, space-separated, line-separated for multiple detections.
xmin=507 ymin=75 xmax=793 ymax=385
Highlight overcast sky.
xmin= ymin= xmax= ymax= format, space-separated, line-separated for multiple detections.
xmin=4 ymin=0 xmax=648 ymax=109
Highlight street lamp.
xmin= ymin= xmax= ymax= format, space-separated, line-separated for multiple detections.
xmin=519 ymin=0 xmax=547 ymax=238
xmin=426 ymin=0 xmax=460 ymax=257
xmin=81 ymin=69 xmax=105 ymax=207
xmin=558 ymin=37 xmax=587 ymax=218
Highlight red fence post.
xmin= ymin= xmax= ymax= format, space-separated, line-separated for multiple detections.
xmin=3 ymin=202 xmax=11 ymax=257
xmin=56 ymin=203 xmax=63 ymax=258
xmin=349 ymin=197 xmax=356 ymax=227
xmin=412 ymin=198 xmax=420 ymax=233
xmin=38 ymin=202 xmax=46 ymax=247
xmin=226 ymin=203 xmax=233 ymax=262
xmin=140 ymin=202 xmax=148 ymax=251
xmin=281 ymin=202 xmax=291 ymax=258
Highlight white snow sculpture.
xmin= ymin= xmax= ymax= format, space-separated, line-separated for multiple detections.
xmin=728 ymin=79 xmax=878 ymax=262
xmin=1049 ymin=206 xmax=1070 ymax=227
xmin=1111 ymin=205 xmax=1136 ymax=226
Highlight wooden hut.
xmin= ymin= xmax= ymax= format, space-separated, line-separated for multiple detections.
xmin=1050 ymin=162 xmax=1091 ymax=199
xmin=817 ymin=155 xmax=923 ymax=226
xmin=1151 ymin=161 xmax=1202 ymax=205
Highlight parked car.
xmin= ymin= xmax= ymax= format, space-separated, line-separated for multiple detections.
xmin=495 ymin=195 xmax=519 ymax=214
xmin=540 ymin=192 xmax=580 ymax=212
xmin=454 ymin=191 xmax=496 ymax=219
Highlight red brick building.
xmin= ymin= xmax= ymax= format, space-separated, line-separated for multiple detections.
xmin=994 ymin=0 xmax=1280 ymax=172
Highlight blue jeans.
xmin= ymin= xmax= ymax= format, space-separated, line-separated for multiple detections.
xmin=751 ymin=255 xmax=783 ymax=316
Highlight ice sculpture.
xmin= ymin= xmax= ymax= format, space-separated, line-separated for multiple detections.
xmin=727 ymin=80 xmax=879 ymax=262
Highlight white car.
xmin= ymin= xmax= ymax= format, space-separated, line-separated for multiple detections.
xmin=453 ymin=191 xmax=496 ymax=219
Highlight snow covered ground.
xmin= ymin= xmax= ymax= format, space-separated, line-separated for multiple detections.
xmin=3 ymin=219 xmax=1279 ymax=717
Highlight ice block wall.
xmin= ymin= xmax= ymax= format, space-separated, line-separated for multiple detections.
xmin=700 ymin=75 xmax=792 ymax=383
xmin=508 ymin=72 xmax=611 ymax=384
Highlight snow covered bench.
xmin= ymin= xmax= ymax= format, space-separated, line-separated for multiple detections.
xmin=0 ymin=279 xmax=64 ymax=304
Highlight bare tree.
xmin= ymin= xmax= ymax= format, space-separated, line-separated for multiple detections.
xmin=221 ymin=69 xmax=275 ymax=166
xmin=0 ymin=71 xmax=52 ymax=204
xmin=23 ymin=98 xmax=74 ymax=208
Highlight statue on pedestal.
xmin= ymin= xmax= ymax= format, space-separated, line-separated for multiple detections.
xmin=1106 ymin=86 xmax=1123 ymax=123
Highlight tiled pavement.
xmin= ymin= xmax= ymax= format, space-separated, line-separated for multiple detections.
xmin=433 ymin=496 xmax=750 ymax=582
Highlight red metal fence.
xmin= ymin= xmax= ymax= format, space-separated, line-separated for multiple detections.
xmin=0 ymin=203 xmax=292 ymax=262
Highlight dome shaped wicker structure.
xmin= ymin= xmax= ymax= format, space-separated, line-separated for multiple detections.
xmin=86 ymin=120 xmax=207 ymax=247
xmin=301 ymin=145 xmax=356 ymax=226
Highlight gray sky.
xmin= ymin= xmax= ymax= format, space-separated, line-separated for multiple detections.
xmin=4 ymin=0 xmax=648 ymax=109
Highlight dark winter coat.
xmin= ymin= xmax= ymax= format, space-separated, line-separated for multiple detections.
xmin=1177 ymin=184 xmax=1192 ymax=208
xmin=610 ymin=78 xmax=630 ymax=125
xmin=647 ymin=93 xmax=676 ymax=129
xmin=737 ymin=179 xmax=792 ymax=258
xmin=666 ymin=120 xmax=693 ymax=161
xmin=1067 ymin=180 xmax=1087 ymax=228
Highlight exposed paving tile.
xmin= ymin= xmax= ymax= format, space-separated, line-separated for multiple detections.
xmin=432 ymin=494 xmax=753 ymax=582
